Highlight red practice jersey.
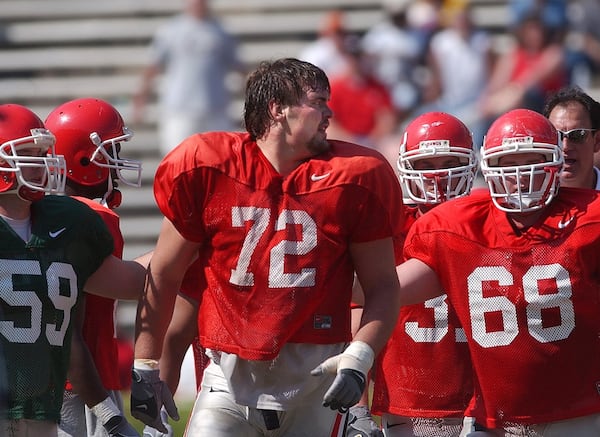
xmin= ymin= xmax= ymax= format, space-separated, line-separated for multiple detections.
xmin=372 ymin=205 xmax=473 ymax=418
xmin=403 ymin=188 xmax=600 ymax=428
xmin=154 ymin=132 xmax=404 ymax=360
xmin=65 ymin=196 xmax=123 ymax=390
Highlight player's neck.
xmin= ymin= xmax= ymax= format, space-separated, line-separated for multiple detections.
xmin=0 ymin=193 xmax=31 ymax=220
xmin=256 ymin=137 xmax=304 ymax=177
xmin=506 ymin=209 xmax=544 ymax=231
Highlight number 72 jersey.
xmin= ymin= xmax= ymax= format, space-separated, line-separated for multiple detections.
xmin=154 ymin=132 xmax=405 ymax=361
xmin=403 ymin=188 xmax=600 ymax=428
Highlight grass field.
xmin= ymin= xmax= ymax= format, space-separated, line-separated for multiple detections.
xmin=121 ymin=391 xmax=194 ymax=437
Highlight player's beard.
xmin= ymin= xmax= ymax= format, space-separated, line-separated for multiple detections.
xmin=306 ymin=132 xmax=330 ymax=156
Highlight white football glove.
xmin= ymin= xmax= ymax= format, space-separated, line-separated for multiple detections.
xmin=310 ymin=341 xmax=374 ymax=411
xmin=131 ymin=360 xmax=179 ymax=433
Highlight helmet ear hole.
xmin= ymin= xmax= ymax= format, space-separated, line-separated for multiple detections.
xmin=80 ymin=157 xmax=90 ymax=166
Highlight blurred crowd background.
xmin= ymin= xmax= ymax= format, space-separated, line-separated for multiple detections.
xmin=2 ymin=0 xmax=599 ymax=402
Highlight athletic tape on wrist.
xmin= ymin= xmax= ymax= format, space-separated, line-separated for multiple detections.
xmin=134 ymin=358 xmax=160 ymax=370
xmin=340 ymin=341 xmax=375 ymax=376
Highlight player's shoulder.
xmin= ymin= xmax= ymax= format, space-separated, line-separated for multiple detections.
xmin=32 ymin=195 xmax=107 ymax=234
xmin=72 ymin=196 xmax=118 ymax=220
xmin=413 ymin=189 xmax=491 ymax=235
xmin=319 ymin=139 xmax=397 ymax=180
xmin=159 ymin=131 xmax=250 ymax=173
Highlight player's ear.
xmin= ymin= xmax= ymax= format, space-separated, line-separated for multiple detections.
xmin=268 ymin=99 xmax=285 ymax=121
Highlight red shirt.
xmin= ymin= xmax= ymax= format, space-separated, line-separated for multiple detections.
xmin=372 ymin=206 xmax=473 ymax=418
xmin=329 ymin=75 xmax=393 ymax=136
xmin=404 ymin=188 xmax=600 ymax=427
xmin=154 ymin=132 xmax=404 ymax=360
xmin=68 ymin=197 xmax=123 ymax=390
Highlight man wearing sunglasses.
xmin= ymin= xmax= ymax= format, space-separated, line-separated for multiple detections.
xmin=543 ymin=85 xmax=600 ymax=189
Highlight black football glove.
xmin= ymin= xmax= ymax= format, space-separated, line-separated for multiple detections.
xmin=104 ymin=415 xmax=141 ymax=437
xmin=346 ymin=405 xmax=383 ymax=437
xmin=131 ymin=367 xmax=179 ymax=433
xmin=310 ymin=341 xmax=374 ymax=412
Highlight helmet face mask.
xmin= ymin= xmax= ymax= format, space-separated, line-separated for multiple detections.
xmin=45 ymin=98 xmax=142 ymax=208
xmin=481 ymin=110 xmax=562 ymax=213
xmin=0 ymin=106 xmax=66 ymax=201
xmin=88 ymin=126 xmax=141 ymax=188
xmin=398 ymin=112 xmax=477 ymax=204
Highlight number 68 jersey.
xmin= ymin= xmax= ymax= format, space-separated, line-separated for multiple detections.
xmin=0 ymin=195 xmax=113 ymax=422
xmin=403 ymin=188 xmax=600 ymax=428
xmin=154 ymin=132 xmax=404 ymax=361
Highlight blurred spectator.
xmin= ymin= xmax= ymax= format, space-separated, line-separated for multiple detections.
xmin=479 ymin=12 xmax=568 ymax=120
xmin=327 ymin=34 xmax=398 ymax=162
xmin=132 ymin=0 xmax=243 ymax=156
xmin=298 ymin=10 xmax=352 ymax=79
xmin=564 ymin=0 xmax=600 ymax=88
xmin=420 ymin=1 xmax=493 ymax=149
xmin=361 ymin=0 xmax=422 ymax=120
xmin=508 ymin=0 xmax=568 ymax=40
xmin=407 ymin=0 xmax=443 ymax=54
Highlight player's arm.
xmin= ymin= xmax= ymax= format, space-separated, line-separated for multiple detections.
xmin=396 ymin=257 xmax=444 ymax=306
xmin=350 ymin=237 xmax=400 ymax=353
xmin=84 ymin=255 xmax=146 ymax=301
xmin=68 ymin=295 xmax=109 ymax=407
xmin=69 ymin=296 xmax=140 ymax=436
xmin=160 ymin=292 xmax=199 ymax=394
xmin=131 ymin=218 xmax=200 ymax=432
xmin=312 ymin=237 xmax=400 ymax=411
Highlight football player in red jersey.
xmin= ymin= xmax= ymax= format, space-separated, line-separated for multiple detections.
xmin=131 ymin=57 xmax=405 ymax=436
xmin=0 ymin=104 xmax=144 ymax=437
xmin=368 ymin=112 xmax=478 ymax=437
xmin=45 ymin=98 xmax=143 ymax=437
xmin=397 ymin=108 xmax=600 ymax=436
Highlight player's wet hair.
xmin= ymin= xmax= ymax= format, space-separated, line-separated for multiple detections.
xmin=244 ymin=58 xmax=330 ymax=140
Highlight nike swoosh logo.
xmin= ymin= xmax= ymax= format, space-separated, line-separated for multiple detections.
xmin=558 ymin=217 xmax=574 ymax=229
xmin=311 ymin=172 xmax=331 ymax=182
xmin=136 ymin=404 xmax=148 ymax=411
xmin=49 ymin=227 xmax=66 ymax=238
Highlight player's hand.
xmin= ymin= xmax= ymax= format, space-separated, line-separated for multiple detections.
xmin=346 ymin=405 xmax=383 ymax=437
xmin=142 ymin=408 xmax=174 ymax=437
xmin=310 ymin=341 xmax=374 ymax=411
xmin=104 ymin=415 xmax=141 ymax=437
xmin=131 ymin=364 xmax=179 ymax=433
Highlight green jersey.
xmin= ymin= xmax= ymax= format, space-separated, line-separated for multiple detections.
xmin=0 ymin=195 xmax=113 ymax=422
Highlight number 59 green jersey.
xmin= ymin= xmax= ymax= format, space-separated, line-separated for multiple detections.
xmin=0 ymin=195 xmax=113 ymax=422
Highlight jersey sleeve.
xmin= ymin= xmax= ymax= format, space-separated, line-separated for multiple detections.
xmin=153 ymin=136 xmax=209 ymax=243
xmin=348 ymin=151 xmax=405 ymax=257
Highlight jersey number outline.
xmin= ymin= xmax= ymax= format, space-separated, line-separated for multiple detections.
xmin=229 ymin=206 xmax=317 ymax=288
xmin=0 ymin=259 xmax=78 ymax=346
xmin=405 ymin=263 xmax=575 ymax=346
xmin=467 ymin=264 xmax=574 ymax=348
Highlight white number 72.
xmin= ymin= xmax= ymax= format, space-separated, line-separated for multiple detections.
xmin=229 ymin=206 xmax=317 ymax=288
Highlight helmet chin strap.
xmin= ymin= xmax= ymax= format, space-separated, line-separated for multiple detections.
xmin=100 ymin=176 xmax=121 ymax=209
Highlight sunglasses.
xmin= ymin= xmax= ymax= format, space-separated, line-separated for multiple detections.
xmin=558 ymin=128 xmax=596 ymax=143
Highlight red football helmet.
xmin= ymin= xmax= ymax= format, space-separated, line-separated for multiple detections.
xmin=398 ymin=111 xmax=477 ymax=204
xmin=481 ymin=108 xmax=562 ymax=213
xmin=45 ymin=98 xmax=142 ymax=208
xmin=0 ymin=104 xmax=66 ymax=201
